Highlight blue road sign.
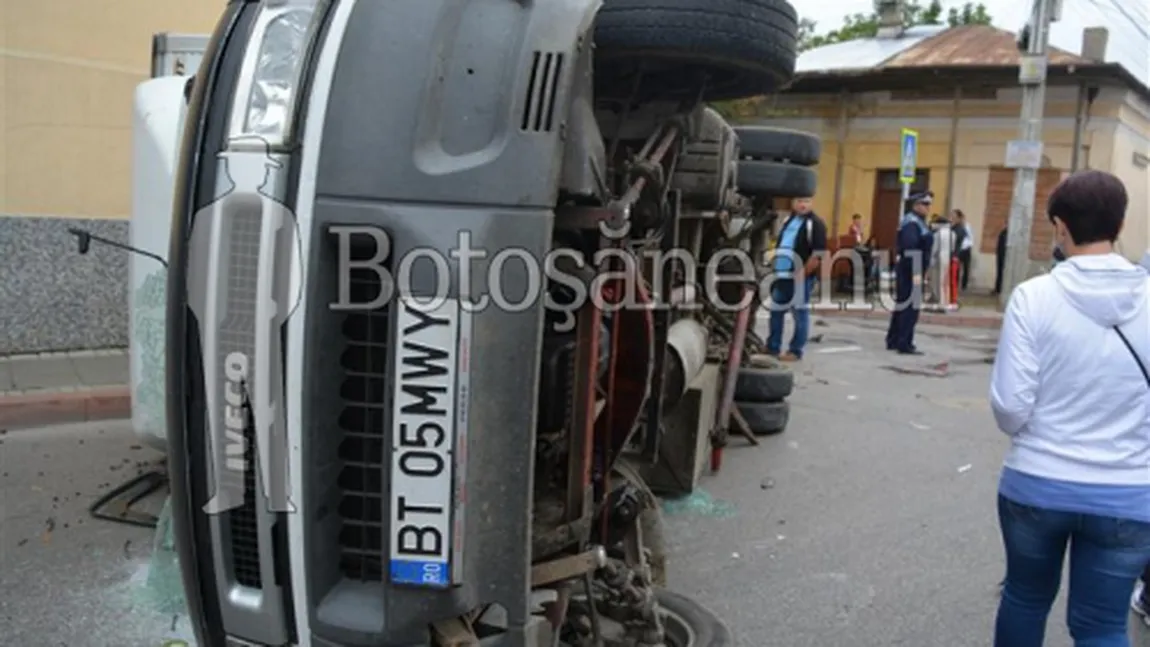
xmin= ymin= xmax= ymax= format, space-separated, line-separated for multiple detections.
xmin=899 ymin=128 xmax=919 ymax=184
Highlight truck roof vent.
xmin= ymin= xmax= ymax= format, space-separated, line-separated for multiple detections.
xmin=520 ymin=51 xmax=564 ymax=132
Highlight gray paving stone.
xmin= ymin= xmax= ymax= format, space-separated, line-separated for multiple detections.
xmin=71 ymin=354 xmax=130 ymax=387
xmin=6 ymin=356 xmax=82 ymax=391
xmin=0 ymin=361 xmax=13 ymax=391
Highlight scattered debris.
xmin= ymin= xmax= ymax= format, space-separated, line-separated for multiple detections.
xmin=846 ymin=395 xmax=858 ymax=401
xmin=145 ymin=498 xmax=187 ymax=615
xmin=883 ymin=362 xmax=950 ymax=378
xmin=910 ymin=422 xmax=931 ymax=431
xmin=661 ymin=489 xmax=735 ymax=518
xmin=815 ymin=345 xmax=862 ymax=354
xmin=809 ymin=333 xmax=824 ymax=343
xmin=760 ymin=478 xmax=775 ymax=490
xmin=957 ymin=464 xmax=973 ymax=474
xmin=948 ymin=356 xmax=996 ymax=366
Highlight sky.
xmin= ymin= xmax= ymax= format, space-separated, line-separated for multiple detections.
xmin=789 ymin=0 xmax=1149 ymax=85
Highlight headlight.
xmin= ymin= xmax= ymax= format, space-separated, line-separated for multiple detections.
xmin=229 ymin=0 xmax=327 ymax=148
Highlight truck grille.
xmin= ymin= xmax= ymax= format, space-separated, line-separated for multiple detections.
xmin=336 ymin=264 xmax=391 ymax=582
xmin=229 ymin=420 xmax=262 ymax=587
xmin=224 ymin=210 xmax=263 ymax=589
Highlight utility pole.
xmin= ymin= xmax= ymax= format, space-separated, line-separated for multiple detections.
xmin=999 ymin=0 xmax=1056 ymax=309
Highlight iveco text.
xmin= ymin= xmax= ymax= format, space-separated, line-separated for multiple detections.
xmin=223 ymin=351 xmax=249 ymax=472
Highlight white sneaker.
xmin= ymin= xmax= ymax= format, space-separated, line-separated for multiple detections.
xmin=1133 ymin=580 xmax=1150 ymax=628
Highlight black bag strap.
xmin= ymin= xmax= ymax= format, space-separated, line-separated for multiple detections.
xmin=1113 ymin=326 xmax=1150 ymax=387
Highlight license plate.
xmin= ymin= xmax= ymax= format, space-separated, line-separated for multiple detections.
xmin=389 ymin=296 xmax=460 ymax=588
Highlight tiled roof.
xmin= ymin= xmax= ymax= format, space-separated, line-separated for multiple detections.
xmin=795 ymin=24 xmax=1087 ymax=75
xmin=882 ymin=25 xmax=1088 ymax=67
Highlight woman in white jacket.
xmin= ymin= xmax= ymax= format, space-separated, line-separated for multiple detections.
xmin=989 ymin=170 xmax=1150 ymax=647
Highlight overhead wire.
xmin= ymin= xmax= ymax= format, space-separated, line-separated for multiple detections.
xmin=1074 ymin=0 xmax=1149 ymax=82
xmin=1098 ymin=0 xmax=1149 ymax=41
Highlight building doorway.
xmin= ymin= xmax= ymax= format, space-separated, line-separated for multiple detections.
xmin=871 ymin=169 xmax=930 ymax=252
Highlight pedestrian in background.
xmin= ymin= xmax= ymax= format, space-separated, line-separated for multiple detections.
xmin=848 ymin=213 xmax=864 ymax=245
xmin=885 ymin=191 xmax=933 ymax=355
xmin=988 ymin=170 xmax=1150 ymax=647
xmin=765 ymin=195 xmax=827 ymax=362
xmin=953 ymin=209 xmax=973 ymax=291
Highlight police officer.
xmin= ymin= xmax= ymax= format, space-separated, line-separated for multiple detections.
xmin=886 ymin=191 xmax=934 ymax=355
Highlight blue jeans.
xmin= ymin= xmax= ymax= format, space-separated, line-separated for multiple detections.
xmin=996 ymin=494 xmax=1150 ymax=647
xmin=766 ymin=277 xmax=813 ymax=358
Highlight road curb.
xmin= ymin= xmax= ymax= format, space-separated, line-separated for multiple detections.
xmin=813 ymin=308 xmax=1001 ymax=329
xmin=0 ymin=385 xmax=130 ymax=430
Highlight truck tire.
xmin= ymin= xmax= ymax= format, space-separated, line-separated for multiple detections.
xmin=657 ymin=589 xmax=734 ymax=647
xmin=737 ymin=401 xmax=790 ymax=435
xmin=737 ymin=160 xmax=817 ymax=198
xmin=735 ymin=126 xmax=821 ymax=165
xmin=594 ymin=0 xmax=798 ymax=102
xmin=734 ymin=365 xmax=793 ymax=402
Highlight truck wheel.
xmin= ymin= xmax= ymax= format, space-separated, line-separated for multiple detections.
xmin=735 ymin=126 xmax=821 ymax=165
xmin=737 ymin=401 xmax=790 ymax=435
xmin=658 ymin=589 xmax=734 ymax=646
xmin=734 ymin=365 xmax=794 ymax=402
xmin=594 ymin=0 xmax=798 ymax=103
xmin=737 ymin=160 xmax=817 ymax=198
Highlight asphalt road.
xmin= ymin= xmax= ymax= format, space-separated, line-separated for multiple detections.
xmin=0 ymin=316 xmax=1147 ymax=646
xmin=0 ymin=420 xmax=188 ymax=645
xmin=666 ymin=315 xmax=1150 ymax=647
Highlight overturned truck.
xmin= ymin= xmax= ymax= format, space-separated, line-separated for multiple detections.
xmin=157 ymin=0 xmax=821 ymax=645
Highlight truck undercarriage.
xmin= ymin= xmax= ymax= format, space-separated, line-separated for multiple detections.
xmin=157 ymin=0 xmax=822 ymax=645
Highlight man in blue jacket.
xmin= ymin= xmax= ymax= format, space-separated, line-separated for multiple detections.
xmin=885 ymin=191 xmax=934 ymax=355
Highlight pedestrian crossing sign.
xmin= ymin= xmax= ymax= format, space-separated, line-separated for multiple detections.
xmin=899 ymin=128 xmax=918 ymax=183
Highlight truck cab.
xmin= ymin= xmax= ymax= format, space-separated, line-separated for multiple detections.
xmin=152 ymin=0 xmax=816 ymax=645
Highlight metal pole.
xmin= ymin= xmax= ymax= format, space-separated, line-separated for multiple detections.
xmin=1070 ymin=82 xmax=1087 ymax=171
xmin=943 ymin=86 xmax=962 ymax=218
xmin=999 ymin=0 xmax=1053 ymax=309
xmin=830 ymin=89 xmax=850 ymax=239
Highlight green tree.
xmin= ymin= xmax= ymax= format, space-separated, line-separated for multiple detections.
xmin=798 ymin=0 xmax=991 ymax=51
xmin=947 ymin=2 xmax=992 ymax=26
